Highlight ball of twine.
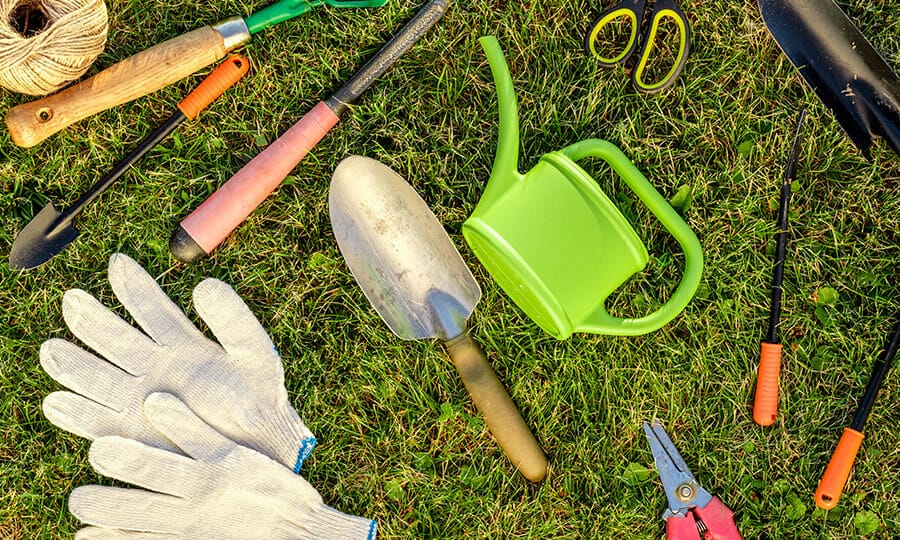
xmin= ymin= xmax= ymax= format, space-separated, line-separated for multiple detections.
xmin=0 ymin=0 xmax=107 ymax=95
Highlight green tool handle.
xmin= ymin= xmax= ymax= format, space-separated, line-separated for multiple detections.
xmin=561 ymin=139 xmax=703 ymax=335
xmin=445 ymin=333 xmax=548 ymax=483
xmin=245 ymin=0 xmax=321 ymax=33
xmin=245 ymin=0 xmax=387 ymax=34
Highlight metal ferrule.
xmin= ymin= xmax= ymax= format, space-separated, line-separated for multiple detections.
xmin=212 ymin=17 xmax=251 ymax=52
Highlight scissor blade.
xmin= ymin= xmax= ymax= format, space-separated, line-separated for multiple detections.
xmin=644 ymin=421 xmax=710 ymax=515
xmin=645 ymin=421 xmax=691 ymax=475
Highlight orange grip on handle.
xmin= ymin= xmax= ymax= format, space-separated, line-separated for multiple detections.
xmin=753 ymin=342 xmax=782 ymax=426
xmin=177 ymin=55 xmax=250 ymax=120
xmin=814 ymin=427 xmax=865 ymax=510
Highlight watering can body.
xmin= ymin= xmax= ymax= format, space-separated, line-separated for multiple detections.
xmin=463 ymin=36 xmax=703 ymax=339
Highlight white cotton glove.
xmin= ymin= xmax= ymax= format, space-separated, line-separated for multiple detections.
xmin=41 ymin=253 xmax=316 ymax=472
xmin=69 ymin=392 xmax=377 ymax=540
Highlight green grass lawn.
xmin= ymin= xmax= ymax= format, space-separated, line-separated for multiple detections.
xmin=2 ymin=0 xmax=900 ymax=537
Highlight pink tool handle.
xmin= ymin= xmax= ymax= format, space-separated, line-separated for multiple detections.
xmin=180 ymin=101 xmax=340 ymax=254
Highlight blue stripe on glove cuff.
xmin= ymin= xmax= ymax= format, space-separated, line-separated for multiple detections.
xmin=294 ymin=436 xmax=318 ymax=473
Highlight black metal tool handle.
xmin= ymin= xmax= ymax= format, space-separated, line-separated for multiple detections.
xmin=58 ymin=54 xmax=250 ymax=229
xmin=852 ymin=318 xmax=900 ymax=432
xmin=326 ymin=0 xmax=448 ymax=116
xmin=60 ymin=114 xmax=185 ymax=228
xmin=767 ymin=107 xmax=806 ymax=343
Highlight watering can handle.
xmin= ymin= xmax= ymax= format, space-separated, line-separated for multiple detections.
xmin=562 ymin=139 xmax=704 ymax=336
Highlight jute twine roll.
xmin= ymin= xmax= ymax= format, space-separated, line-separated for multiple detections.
xmin=0 ymin=0 xmax=107 ymax=95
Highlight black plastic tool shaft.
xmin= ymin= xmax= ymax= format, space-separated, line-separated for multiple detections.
xmin=766 ymin=108 xmax=806 ymax=343
xmin=52 ymin=112 xmax=186 ymax=234
xmin=324 ymin=0 xmax=448 ymax=117
xmin=850 ymin=319 xmax=900 ymax=432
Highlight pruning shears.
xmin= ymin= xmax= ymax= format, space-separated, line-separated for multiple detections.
xmin=644 ymin=421 xmax=742 ymax=540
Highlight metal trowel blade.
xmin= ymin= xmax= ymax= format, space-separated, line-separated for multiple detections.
xmin=9 ymin=204 xmax=79 ymax=270
xmin=328 ymin=155 xmax=481 ymax=341
xmin=758 ymin=0 xmax=900 ymax=159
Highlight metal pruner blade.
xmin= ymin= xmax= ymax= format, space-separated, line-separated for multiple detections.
xmin=643 ymin=420 xmax=713 ymax=520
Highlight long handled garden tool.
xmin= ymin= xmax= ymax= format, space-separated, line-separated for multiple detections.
xmin=7 ymin=55 xmax=250 ymax=270
xmin=752 ymin=108 xmax=806 ymax=427
xmin=5 ymin=0 xmax=386 ymax=148
xmin=814 ymin=318 xmax=900 ymax=510
xmin=757 ymin=0 xmax=900 ymax=160
xmin=169 ymin=0 xmax=448 ymax=264
xmin=328 ymin=155 xmax=549 ymax=483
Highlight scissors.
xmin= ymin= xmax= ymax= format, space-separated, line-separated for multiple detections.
xmin=584 ymin=0 xmax=691 ymax=93
xmin=644 ymin=421 xmax=742 ymax=540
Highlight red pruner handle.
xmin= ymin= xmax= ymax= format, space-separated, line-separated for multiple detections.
xmin=666 ymin=512 xmax=702 ymax=540
xmin=695 ymin=497 xmax=742 ymax=540
xmin=177 ymin=101 xmax=340 ymax=256
xmin=814 ymin=427 xmax=864 ymax=510
xmin=753 ymin=342 xmax=782 ymax=426
xmin=178 ymin=54 xmax=250 ymax=120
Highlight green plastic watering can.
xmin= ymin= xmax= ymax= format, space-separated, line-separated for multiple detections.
xmin=462 ymin=36 xmax=703 ymax=340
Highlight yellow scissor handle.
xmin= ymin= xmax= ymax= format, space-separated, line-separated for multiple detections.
xmin=585 ymin=6 xmax=640 ymax=67
xmin=631 ymin=4 xmax=690 ymax=94
xmin=585 ymin=0 xmax=691 ymax=94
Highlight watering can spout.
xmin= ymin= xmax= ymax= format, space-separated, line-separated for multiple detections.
xmin=479 ymin=36 xmax=523 ymax=199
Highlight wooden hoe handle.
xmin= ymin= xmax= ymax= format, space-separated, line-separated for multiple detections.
xmin=6 ymin=26 xmax=227 ymax=148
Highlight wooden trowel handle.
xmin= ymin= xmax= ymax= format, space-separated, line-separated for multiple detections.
xmin=6 ymin=26 xmax=228 ymax=148
xmin=445 ymin=333 xmax=548 ymax=483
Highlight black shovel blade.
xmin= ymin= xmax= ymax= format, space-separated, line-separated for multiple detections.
xmin=9 ymin=204 xmax=80 ymax=270
xmin=758 ymin=0 xmax=900 ymax=160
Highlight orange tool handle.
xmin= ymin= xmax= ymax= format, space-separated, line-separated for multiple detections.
xmin=178 ymin=55 xmax=250 ymax=119
xmin=753 ymin=342 xmax=782 ymax=426
xmin=814 ymin=427 xmax=864 ymax=510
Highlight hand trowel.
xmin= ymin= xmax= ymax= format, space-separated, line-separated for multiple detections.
xmin=329 ymin=155 xmax=548 ymax=482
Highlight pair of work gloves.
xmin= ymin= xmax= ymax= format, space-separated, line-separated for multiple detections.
xmin=40 ymin=253 xmax=377 ymax=540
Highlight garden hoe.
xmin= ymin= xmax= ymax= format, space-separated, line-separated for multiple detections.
xmin=757 ymin=0 xmax=900 ymax=160
xmin=8 ymin=55 xmax=249 ymax=270
xmin=329 ymin=155 xmax=549 ymax=483
xmin=6 ymin=0 xmax=386 ymax=148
